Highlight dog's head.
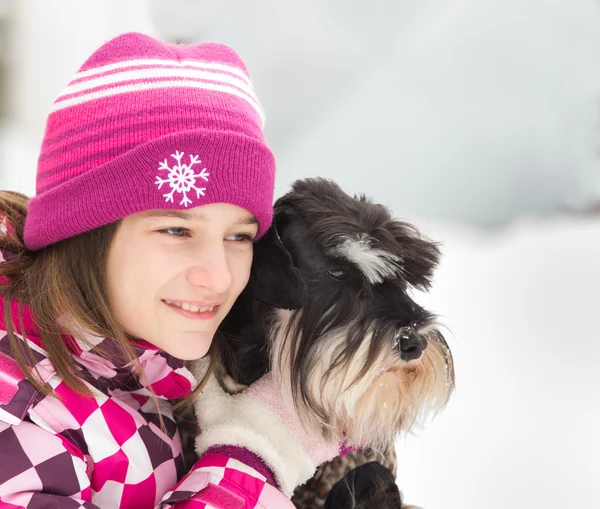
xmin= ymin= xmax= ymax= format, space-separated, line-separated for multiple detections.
xmin=225 ymin=178 xmax=455 ymax=449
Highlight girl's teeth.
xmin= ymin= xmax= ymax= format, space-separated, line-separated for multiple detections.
xmin=165 ymin=300 xmax=215 ymax=313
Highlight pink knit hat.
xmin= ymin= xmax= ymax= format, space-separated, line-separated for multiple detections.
xmin=23 ymin=32 xmax=275 ymax=251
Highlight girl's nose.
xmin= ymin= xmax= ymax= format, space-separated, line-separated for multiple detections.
xmin=186 ymin=244 xmax=233 ymax=295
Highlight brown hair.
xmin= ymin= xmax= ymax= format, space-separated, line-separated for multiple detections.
xmin=0 ymin=190 xmax=214 ymax=413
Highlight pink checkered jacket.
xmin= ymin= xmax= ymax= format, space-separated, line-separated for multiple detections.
xmin=0 ymin=299 xmax=292 ymax=509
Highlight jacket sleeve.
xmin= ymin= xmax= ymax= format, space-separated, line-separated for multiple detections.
xmin=0 ymin=420 xmax=99 ymax=508
xmin=159 ymin=452 xmax=295 ymax=509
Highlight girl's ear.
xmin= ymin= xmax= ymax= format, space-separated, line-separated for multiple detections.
xmin=247 ymin=214 xmax=307 ymax=309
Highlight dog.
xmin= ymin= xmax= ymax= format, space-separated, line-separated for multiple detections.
xmin=212 ymin=178 xmax=455 ymax=508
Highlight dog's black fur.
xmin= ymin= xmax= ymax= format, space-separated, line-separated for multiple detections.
xmin=219 ymin=177 xmax=443 ymax=383
xmin=217 ymin=178 xmax=454 ymax=509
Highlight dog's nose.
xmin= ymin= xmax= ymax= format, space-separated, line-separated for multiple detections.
xmin=399 ymin=331 xmax=425 ymax=361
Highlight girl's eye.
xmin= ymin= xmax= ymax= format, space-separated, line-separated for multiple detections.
xmin=159 ymin=227 xmax=190 ymax=238
xmin=226 ymin=233 xmax=255 ymax=242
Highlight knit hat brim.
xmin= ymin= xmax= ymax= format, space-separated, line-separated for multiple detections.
xmin=24 ymin=129 xmax=275 ymax=250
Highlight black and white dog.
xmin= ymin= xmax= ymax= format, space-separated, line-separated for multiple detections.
xmin=216 ymin=178 xmax=455 ymax=507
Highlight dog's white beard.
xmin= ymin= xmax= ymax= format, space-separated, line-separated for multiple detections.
xmin=270 ymin=309 xmax=453 ymax=452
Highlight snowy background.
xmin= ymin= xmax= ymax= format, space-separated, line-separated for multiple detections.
xmin=0 ymin=1 xmax=598 ymax=507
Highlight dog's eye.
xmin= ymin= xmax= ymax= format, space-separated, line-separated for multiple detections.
xmin=328 ymin=268 xmax=349 ymax=280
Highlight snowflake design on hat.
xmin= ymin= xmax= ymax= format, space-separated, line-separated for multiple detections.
xmin=155 ymin=151 xmax=210 ymax=207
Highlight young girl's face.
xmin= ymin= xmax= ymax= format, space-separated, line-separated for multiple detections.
xmin=106 ymin=203 xmax=258 ymax=360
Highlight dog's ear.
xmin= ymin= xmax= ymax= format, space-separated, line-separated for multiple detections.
xmin=390 ymin=220 xmax=441 ymax=291
xmin=247 ymin=217 xmax=307 ymax=309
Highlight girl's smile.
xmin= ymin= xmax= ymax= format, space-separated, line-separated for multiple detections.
xmin=162 ymin=299 xmax=221 ymax=320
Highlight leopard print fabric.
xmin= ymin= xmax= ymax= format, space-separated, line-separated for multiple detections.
xmin=291 ymin=447 xmax=398 ymax=509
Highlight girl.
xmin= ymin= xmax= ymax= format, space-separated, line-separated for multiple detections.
xmin=0 ymin=33 xmax=345 ymax=508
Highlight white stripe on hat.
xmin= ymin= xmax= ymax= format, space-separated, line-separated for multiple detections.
xmin=52 ymin=80 xmax=265 ymax=126
xmin=60 ymin=67 xmax=258 ymax=106
xmin=73 ymin=58 xmax=253 ymax=86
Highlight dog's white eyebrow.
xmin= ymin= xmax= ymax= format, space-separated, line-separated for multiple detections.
xmin=330 ymin=235 xmax=401 ymax=284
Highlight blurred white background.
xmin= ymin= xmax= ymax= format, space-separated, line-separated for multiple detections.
xmin=0 ymin=1 xmax=598 ymax=508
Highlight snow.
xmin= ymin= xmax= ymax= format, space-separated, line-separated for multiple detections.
xmin=395 ymin=215 xmax=600 ymax=508
xmin=150 ymin=0 xmax=600 ymax=227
